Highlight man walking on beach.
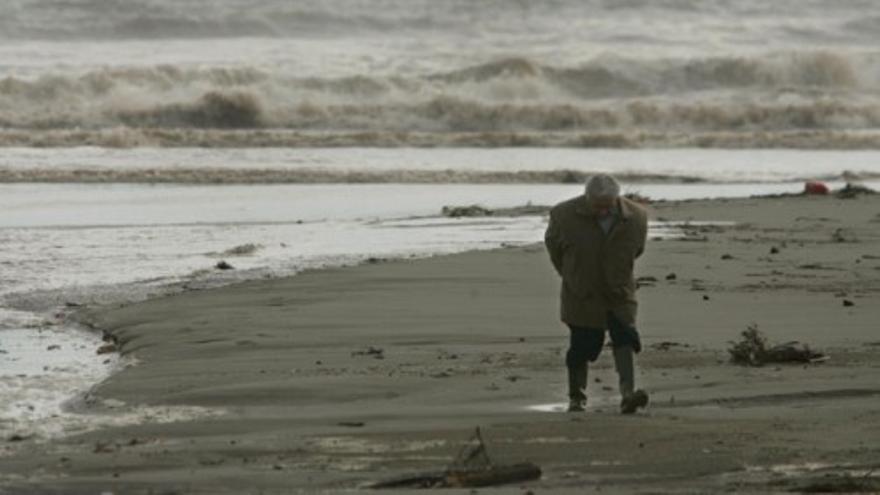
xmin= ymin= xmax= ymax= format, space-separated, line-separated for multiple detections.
xmin=544 ymin=174 xmax=650 ymax=414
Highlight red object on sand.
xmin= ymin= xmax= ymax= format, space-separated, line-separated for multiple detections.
xmin=804 ymin=181 xmax=829 ymax=195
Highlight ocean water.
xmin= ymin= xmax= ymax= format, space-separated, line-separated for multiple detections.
xmin=3 ymin=147 xmax=880 ymax=184
xmin=3 ymin=0 xmax=880 ymax=441
xmin=1 ymin=0 xmax=880 ymax=147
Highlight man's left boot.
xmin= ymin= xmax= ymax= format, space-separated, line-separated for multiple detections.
xmin=613 ymin=345 xmax=648 ymax=414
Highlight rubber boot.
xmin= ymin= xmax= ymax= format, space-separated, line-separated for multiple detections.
xmin=612 ymin=345 xmax=635 ymax=399
xmin=614 ymin=346 xmax=649 ymax=414
xmin=567 ymin=364 xmax=588 ymax=411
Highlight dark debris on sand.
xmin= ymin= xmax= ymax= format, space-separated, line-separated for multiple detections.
xmin=728 ymin=324 xmax=827 ymax=366
xmin=790 ymin=473 xmax=880 ymax=493
xmin=834 ymin=183 xmax=877 ymax=199
xmin=650 ymin=341 xmax=692 ymax=351
xmin=750 ymin=182 xmax=876 ymax=200
xmin=442 ymin=205 xmax=493 ymax=218
xmin=441 ymin=203 xmax=550 ymax=218
xmin=352 ymin=346 xmax=385 ymax=359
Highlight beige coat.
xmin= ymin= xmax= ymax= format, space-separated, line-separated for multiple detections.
xmin=544 ymin=195 xmax=648 ymax=328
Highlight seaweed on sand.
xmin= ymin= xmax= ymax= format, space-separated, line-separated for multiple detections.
xmin=728 ymin=324 xmax=827 ymax=366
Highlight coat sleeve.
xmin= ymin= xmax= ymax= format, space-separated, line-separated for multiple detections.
xmin=544 ymin=211 xmax=564 ymax=276
xmin=634 ymin=213 xmax=648 ymax=259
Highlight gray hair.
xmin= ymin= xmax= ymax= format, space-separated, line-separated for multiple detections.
xmin=584 ymin=173 xmax=620 ymax=199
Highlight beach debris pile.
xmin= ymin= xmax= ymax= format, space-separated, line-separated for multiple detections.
xmin=441 ymin=202 xmax=549 ymax=218
xmin=803 ymin=181 xmax=830 ymax=195
xmin=790 ymin=472 xmax=880 ymax=493
xmin=442 ymin=205 xmax=493 ymax=217
xmin=368 ymin=427 xmax=541 ymax=489
xmin=650 ymin=341 xmax=691 ymax=351
xmin=801 ymin=180 xmax=878 ymax=198
xmin=352 ymin=346 xmax=385 ymax=359
xmin=728 ymin=325 xmax=827 ymax=366
xmin=762 ymin=181 xmax=875 ymax=200
xmin=831 ymin=228 xmax=857 ymax=243
xmin=337 ymin=421 xmax=365 ymax=428
xmin=835 ymin=183 xmax=877 ymax=199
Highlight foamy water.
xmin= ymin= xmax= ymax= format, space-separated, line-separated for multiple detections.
xmin=2 ymin=1 xmax=880 ymax=147
xmin=3 ymin=147 xmax=880 ymax=184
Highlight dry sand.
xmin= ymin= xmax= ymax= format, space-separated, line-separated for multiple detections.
xmin=2 ymin=193 xmax=879 ymax=494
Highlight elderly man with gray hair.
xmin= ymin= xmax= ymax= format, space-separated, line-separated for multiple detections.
xmin=544 ymin=174 xmax=649 ymax=413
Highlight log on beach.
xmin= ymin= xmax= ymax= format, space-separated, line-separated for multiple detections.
xmin=368 ymin=463 xmax=542 ymax=489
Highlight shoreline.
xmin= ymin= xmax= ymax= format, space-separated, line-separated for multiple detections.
xmin=2 ymin=193 xmax=879 ymax=493
xmin=5 ymin=129 xmax=880 ymax=150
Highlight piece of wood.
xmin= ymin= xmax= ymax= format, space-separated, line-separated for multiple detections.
xmin=368 ymin=463 xmax=542 ymax=489
xmin=445 ymin=463 xmax=543 ymax=488
xmin=368 ymin=470 xmax=446 ymax=489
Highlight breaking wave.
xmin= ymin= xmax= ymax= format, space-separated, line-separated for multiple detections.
xmin=0 ymin=167 xmax=702 ymax=184
xmin=436 ymin=52 xmax=863 ymax=95
xmin=116 ymin=91 xmax=264 ymax=129
xmin=4 ymin=129 xmax=880 ymax=150
xmin=2 ymin=53 xmax=880 ymax=147
xmin=3 ymin=165 xmax=878 ymax=185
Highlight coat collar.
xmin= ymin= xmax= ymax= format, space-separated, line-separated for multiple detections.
xmin=575 ymin=195 xmax=634 ymax=221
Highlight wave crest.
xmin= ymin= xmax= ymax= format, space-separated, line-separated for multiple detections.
xmin=4 ymin=164 xmax=878 ymax=185
xmin=2 ymin=128 xmax=880 ymax=150
xmin=0 ymin=166 xmax=701 ymax=184
xmin=116 ymin=91 xmax=264 ymax=129
xmin=0 ymin=52 xmax=878 ymax=136
xmin=435 ymin=52 xmax=861 ymax=96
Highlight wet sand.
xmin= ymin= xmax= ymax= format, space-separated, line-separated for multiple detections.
xmin=2 ymin=193 xmax=879 ymax=494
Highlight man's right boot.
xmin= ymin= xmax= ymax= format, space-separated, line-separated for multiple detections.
xmin=567 ymin=364 xmax=587 ymax=412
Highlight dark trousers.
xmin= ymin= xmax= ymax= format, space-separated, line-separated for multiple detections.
xmin=566 ymin=311 xmax=641 ymax=368
xmin=566 ymin=311 xmax=642 ymax=402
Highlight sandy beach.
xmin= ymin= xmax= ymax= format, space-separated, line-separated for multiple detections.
xmin=6 ymin=2 xmax=880 ymax=493
xmin=1 ymin=191 xmax=879 ymax=494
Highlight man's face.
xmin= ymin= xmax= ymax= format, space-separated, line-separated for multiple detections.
xmin=589 ymin=196 xmax=615 ymax=216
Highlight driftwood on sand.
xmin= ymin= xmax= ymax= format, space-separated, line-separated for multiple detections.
xmin=367 ymin=427 xmax=542 ymax=489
